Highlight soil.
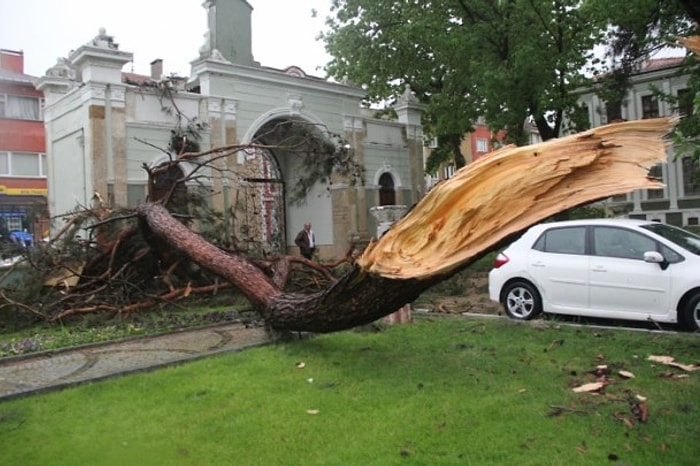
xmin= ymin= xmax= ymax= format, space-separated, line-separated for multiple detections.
xmin=413 ymin=272 xmax=504 ymax=316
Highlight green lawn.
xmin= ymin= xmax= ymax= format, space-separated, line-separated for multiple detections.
xmin=1 ymin=316 xmax=698 ymax=465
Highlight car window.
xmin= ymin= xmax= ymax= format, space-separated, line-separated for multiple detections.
xmin=533 ymin=226 xmax=586 ymax=254
xmin=642 ymin=223 xmax=700 ymax=256
xmin=658 ymin=243 xmax=684 ymax=263
xmin=593 ymin=227 xmax=656 ymax=260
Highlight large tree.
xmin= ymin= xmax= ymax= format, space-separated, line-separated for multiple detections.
xmin=1 ymin=118 xmax=676 ymax=331
xmin=136 ymin=118 xmax=675 ymax=333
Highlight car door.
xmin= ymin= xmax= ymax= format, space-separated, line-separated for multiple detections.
xmin=526 ymin=226 xmax=589 ymax=313
xmin=588 ymin=226 xmax=671 ymax=316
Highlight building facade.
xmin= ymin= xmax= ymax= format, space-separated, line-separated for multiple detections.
xmin=0 ymin=49 xmax=48 ymax=243
xmin=37 ymin=0 xmax=426 ymax=259
xmin=576 ymin=57 xmax=700 ymax=227
xmin=425 ymin=119 xmax=534 ymax=189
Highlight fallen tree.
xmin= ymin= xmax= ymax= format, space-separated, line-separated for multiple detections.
xmin=137 ymin=117 xmax=677 ymax=333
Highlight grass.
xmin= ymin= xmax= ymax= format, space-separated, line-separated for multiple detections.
xmin=1 ymin=316 xmax=698 ymax=465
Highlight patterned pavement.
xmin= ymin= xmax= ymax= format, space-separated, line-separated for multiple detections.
xmin=0 ymin=323 xmax=269 ymax=401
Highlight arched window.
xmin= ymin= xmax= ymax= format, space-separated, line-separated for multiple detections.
xmin=379 ymin=172 xmax=396 ymax=206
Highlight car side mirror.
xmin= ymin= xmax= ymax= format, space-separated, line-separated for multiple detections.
xmin=644 ymin=251 xmax=669 ymax=270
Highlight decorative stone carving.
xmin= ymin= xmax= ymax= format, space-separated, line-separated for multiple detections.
xmin=111 ymin=88 xmax=126 ymax=102
xmin=288 ymin=94 xmax=303 ymax=115
xmin=199 ymin=30 xmax=212 ymax=58
xmin=398 ymin=83 xmax=419 ymax=104
xmin=284 ymin=66 xmax=306 ymax=78
xmin=224 ymin=101 xmax=237 ymax=116
xmin=45 ymin=57 xmax=76 ymax=80
xmin=91 ymin=86 xmax=106 ymax=99
xmin=89 ymin=27 xmax=119 ymax=50
xmin=209 ymin=49 xmax=231 ymax=64
xmin=208 ymin=99 xmax=221 ymax=113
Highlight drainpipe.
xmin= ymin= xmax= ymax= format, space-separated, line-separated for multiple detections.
xmin=220 ymin=98 xmax=231 ymax=243
xmin=78 ymin=128 xmax=87 ymax=207
xmin=105 ymin=84 xmax=114 ymax=180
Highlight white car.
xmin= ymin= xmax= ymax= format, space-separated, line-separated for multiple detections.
xmin=488 ymin=219 xmax=700 ymax=330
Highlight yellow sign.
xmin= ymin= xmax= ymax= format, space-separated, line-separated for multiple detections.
xmin=0 ymin=185 xmax=48 ymax=196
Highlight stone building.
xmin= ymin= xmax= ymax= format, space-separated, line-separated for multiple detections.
xmin=576 ymin=57 xmax=700 ymax=227
xmin=37 ymin=0 xmax=426 ymax=259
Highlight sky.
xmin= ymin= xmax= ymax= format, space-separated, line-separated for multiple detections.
xmin=0 ymin=0 xmax=333 ymax=78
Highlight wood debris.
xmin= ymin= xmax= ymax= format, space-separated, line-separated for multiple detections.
xmin=648 ymin=355 xmax=699 ymax=372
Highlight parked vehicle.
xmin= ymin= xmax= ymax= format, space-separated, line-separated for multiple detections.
xmin=9 ymin=230 xmax=33 ymax=248
xmin=488 ymin=219 xmax=700 ymax=330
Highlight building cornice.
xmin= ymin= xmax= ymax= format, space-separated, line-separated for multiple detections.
xmin=190 ymin=58 xmax=366 ymax=100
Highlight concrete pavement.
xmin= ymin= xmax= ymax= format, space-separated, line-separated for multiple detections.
xmin=0 ymin=322 xmax=270 ymax=401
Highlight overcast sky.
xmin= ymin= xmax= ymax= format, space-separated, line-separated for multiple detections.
xmin=0 ymin=0 xmax=332 ymax=78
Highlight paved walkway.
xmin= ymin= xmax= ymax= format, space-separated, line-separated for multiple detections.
xmin=0 ymin=322 xmax=270 ymax=401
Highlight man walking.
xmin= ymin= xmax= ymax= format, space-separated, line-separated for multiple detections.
xmin=295 ymin=222 xmax=316 ymax=260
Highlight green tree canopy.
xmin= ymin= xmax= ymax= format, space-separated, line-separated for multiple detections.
xmin=322 ymin=0 xmax=604 ymax=157
xmin=321 ymin=0 xmax=699 ymax=168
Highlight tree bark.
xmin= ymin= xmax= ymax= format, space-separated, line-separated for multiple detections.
xmin=138 ymin=117 xmax=676 ymax=333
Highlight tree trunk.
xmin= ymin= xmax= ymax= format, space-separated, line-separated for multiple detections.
xmin=138 ymin=117 xmax=676 ymax=333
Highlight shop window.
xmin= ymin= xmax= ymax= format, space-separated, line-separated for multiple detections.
xmin=4 ymin=217 xmax=22 ymax=232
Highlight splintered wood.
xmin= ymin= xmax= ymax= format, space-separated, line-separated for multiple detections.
xmin=678 ymin=36 xmax=700 ymax=55
xmin=358 ymin=117 xmax=677 ymax=279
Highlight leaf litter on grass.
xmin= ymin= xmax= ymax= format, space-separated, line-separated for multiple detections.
xmin=558 ymin=350 xmax=698 ymax=431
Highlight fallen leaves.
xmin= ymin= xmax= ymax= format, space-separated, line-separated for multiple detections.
xmin=571 ymin=360 xmax=649 ymax=425
xmin=562 ymin=351 xmax=698 ymax=431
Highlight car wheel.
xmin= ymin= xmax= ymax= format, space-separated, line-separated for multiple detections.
xmin=680 ymin=291 xmax=700 ymax=331
xmin=502 ymin=281 xmax=542 ymax=320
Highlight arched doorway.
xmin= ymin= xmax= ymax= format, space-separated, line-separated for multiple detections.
xmin=233 ymin=146 xmax=285 ymax=256
xmin=379 ymin=172 xmax=396 ymax=206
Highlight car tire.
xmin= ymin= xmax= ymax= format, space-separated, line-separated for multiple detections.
xmin=680 ymin=291 xmax=700 ymax=331
xmin=501 ymin=280 xmax=542 ymax=321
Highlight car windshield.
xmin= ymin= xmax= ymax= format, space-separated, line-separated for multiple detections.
xmin=641 ymin=223 xmax=700 ymax=256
